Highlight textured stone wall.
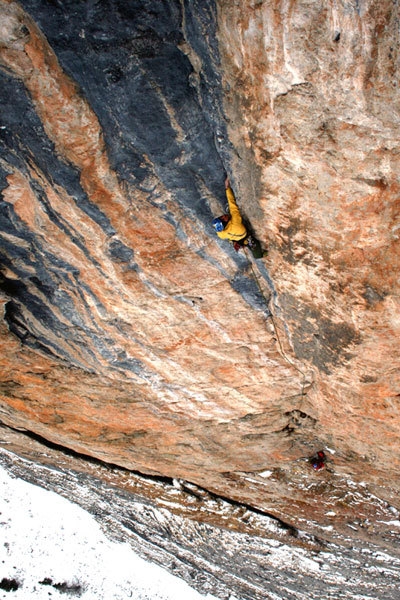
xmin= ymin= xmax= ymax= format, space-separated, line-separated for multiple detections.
xmin=217 ymin=0 xmax=400 ymax=479
xmin=0 ymin=0 xmax=399 ymax=552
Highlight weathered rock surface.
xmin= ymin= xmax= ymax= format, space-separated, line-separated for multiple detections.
xmin=0 ymin=0 xmax=400 ymax=596
xmin=3 ymin=430 xmax=400 ymax=600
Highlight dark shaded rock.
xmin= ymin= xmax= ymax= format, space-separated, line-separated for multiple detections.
xmin=19 ymin=0 xmax=227 ymax=208
xmin=0 ymin=578 xmax=20 ymax=592
xmin=280 ymin=293 xmax=361 ymax=374
xmin=39 ymin=578 xmax=83 ymax=596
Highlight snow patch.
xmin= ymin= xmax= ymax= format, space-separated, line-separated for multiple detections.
xmin=378 ymin=520 xmax=400 ymax=528
xmin=0 ymin=466 xmax=218 ymax=600
xmin=258 ymin=470 xmax=273 ymax=478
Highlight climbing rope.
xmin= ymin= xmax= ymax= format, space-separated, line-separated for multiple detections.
xmin=243 ymin=248 xmax=311 ymax=401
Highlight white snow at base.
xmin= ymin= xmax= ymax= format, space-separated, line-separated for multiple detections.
xmin=0 ymin=466 xmax=220 ymax=600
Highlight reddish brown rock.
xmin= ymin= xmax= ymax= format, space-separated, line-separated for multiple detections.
xmin=218 ymin=0 xmax=400 ymax=473
xmin=0 ymin=0 xmax=399 ymax=549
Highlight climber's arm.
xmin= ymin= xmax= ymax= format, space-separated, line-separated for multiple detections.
xmin=217 ymin=185 xmax=247 ymax=240
xmin=225 ymin=186 xmax=243 ymax=226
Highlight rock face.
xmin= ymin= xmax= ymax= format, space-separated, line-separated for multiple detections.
xmin=0 ymin=0 xmax=400 ymax=590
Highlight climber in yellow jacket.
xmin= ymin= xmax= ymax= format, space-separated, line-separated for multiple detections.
xmin=213 ymin=178 xmax=264 ymax=258
xmin=212 ymin=178 xmax=247 ymax=243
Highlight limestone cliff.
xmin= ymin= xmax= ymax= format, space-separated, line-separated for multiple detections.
xmin=0 ymin=0 xmax=400 ymax=596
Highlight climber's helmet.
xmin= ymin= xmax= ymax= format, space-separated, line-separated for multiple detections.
xmin=213 ymin=215 xmax=230 ymax=232
xmin=212 ymin=217 xmax=225 ymax=232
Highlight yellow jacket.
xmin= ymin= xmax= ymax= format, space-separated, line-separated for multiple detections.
xmin=217 ymin=187 xmax=247 ymax=241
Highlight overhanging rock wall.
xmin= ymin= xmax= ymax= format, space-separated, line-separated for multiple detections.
xmin=0 ymin=0 xmax=400 ymax=557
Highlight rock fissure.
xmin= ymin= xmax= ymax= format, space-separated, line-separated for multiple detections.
xmin=244 ymin=250 xmax=315 ymax=405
